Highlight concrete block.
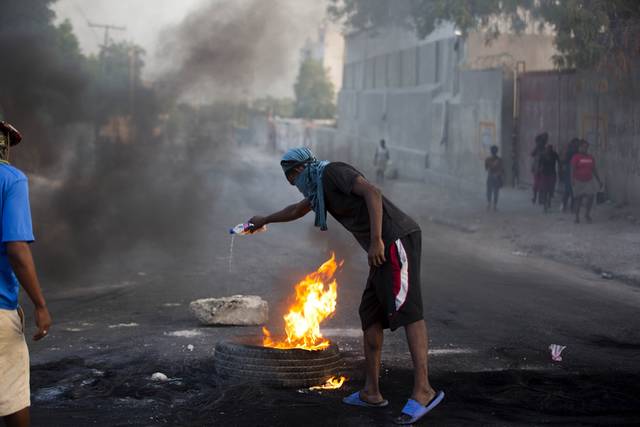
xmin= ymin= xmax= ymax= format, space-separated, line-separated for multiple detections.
xmin=190 ymin=295 xmax=268 ymax=326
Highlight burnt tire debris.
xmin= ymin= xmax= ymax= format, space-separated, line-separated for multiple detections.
xmin=214 ymin=336 xmax=345 ymax=388
xmin=28 ymin=355 xmax=640 ymax=426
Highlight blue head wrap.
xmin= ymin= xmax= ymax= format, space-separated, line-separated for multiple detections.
xmin=281 ymin=147 xmax=330 ymax=231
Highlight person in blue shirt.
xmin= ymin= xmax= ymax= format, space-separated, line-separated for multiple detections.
xmin=0 ymin=122 xmax=51 ymax=427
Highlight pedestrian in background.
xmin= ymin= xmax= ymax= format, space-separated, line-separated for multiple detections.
xmin=484 ymin=145 xmax=504 ymax=211
xmin=531 ymin=132 xmax=548 ymax=205
xmin=537 ymin=144 xmax=559 ymax=213
xmin=0 ymin=122 xmax=52 ymax=427
xmin=571 ymin=139 xmax=602 ymax=224
xmin=374 ymin=139 xmax=390 ymax=184
xmin=560 ymin=138 xmax=580 ymax=213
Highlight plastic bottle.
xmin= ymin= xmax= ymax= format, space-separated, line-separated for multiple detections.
xmin=229 ymin=222 xmax=267 ymax=235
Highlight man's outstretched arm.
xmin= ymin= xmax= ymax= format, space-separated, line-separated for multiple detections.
xmin=351 ymin=176 xmax=385 ymax=267
xmin=250 ymin=198 xmax=312 ymax=229
xmin=6 ymin=241 xmax=52 ymax=341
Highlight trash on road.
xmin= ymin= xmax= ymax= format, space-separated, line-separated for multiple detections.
xmin=549 ymin=344 xmax=566 ymax=362
xmin=151 ymin=372 xmax=169 ymax=382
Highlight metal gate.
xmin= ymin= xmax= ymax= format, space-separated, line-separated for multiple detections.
xmin=516 ymin=70 xmax=578 ymax=186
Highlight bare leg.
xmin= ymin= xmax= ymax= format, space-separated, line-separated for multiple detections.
xmin=575 ymin=195 xmax=582 ymax=223
xmin=4 ymin=408 xmax=30 ymax=427
xmin=404 ymin=319 xmax=436 ymax=405
xmin=585 ymin=195 xmax=594 ymax=222
xmin=361 ymin=322 xmax=385 ymax=403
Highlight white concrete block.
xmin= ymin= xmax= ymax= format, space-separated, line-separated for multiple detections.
xmin=189 ymin=295 xmax=268 ymax=326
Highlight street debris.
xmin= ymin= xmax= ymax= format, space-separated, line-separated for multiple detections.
xmin=549 ymin=344 xmax=566 ymax=362
xmin=190 ymin=295 xmax=268 ymax=326
xmin=165 ymin=329 xmax=203 ymax=338
xmin=108 ymin=323 xmax=139 ymax=329
xmin=150 ymin=372 xmax=169 ymax=382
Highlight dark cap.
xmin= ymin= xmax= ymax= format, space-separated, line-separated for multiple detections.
xmin=0 ymin=121 xmax=22 ymax=146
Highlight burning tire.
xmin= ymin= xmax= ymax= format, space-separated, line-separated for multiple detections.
xmin=214 ymin=336 xmax=344 ymax=388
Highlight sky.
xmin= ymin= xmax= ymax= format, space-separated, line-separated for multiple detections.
xmin=52 ymin=0 xmax=328 ymax=98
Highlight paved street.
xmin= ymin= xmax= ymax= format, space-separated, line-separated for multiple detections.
xmin=27 ymin=148 xmax=640 ymax=426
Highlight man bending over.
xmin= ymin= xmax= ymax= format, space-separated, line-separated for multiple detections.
xmin=250 ymin=148 xmax=444 ymax=425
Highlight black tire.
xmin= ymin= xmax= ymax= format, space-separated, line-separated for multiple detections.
xmin=214 ymin=336 xmax=345 ymax=388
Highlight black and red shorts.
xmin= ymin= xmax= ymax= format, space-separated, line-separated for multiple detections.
xmin=359 ymin=231 xmax=424 ymax=331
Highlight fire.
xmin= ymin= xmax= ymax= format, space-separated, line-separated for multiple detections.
xmin=309 ymin=375 xmax=347 ymax=391
xmin=263 ymin=253 xmax=342 ymax=351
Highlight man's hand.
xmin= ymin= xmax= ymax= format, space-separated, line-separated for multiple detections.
xmin=368 ymin=238 xmax=386 ymax=267
xmin=33 ymin=305 xmax=52 ymax=341
xmin=249 ymin=216 xmax=267 ymax=231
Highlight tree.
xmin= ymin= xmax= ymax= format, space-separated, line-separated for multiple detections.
xmin=328 ymin=0 xmax=640 ymax=69
xmin=294 ymin=59 xmax=336 ymax=119
xmin=253 ymin=96 xmax=295 ymax=118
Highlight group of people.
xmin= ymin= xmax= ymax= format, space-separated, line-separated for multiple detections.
xmin=485 ymin=133 xmax=603 ymax=223
xmin=530 ymin=133 xmax=603 ymax=223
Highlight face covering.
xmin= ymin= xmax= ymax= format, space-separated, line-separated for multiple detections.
xmin=281 ymin=147 xmax=329 ymax=231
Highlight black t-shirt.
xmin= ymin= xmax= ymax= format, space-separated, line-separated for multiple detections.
xmin=539 ymin=151 xmax=559 ymax=176
xmin=322 ymin=162 xmax=420 ymax=251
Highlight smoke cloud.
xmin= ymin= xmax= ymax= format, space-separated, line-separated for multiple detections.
xmin=155 ymin=0 xmax=327 ymax=101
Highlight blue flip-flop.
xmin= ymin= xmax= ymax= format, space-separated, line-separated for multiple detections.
xmin=394 ymin=391 xmax=445 ymax=425
xmin=342 ymin=391 xmax=389 ymax=408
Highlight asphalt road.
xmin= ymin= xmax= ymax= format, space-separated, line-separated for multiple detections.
xmin=25 ymin=146 xmax=640 ymax=426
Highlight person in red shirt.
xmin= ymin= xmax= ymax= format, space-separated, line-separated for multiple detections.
xmin=570 ymin=140 xmax=602 ymax=223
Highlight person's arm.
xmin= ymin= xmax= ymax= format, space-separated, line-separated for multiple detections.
xmin=6 ymin=242 xmax=51 ymax=341
xmin=592 ymin=160 xmax=603 ymax=187
xmin=351 ymin=176 xmax=385 ymax=267
xmin=250 ymin=199 xmax=311 ymax=229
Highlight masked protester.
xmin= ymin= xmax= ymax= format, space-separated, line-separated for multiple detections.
xmin=250 ymin=148 xmax=444 ymax=425
xmin=0 ymin=122 xmax=52 ymax=427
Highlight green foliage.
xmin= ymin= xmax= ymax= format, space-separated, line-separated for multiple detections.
xmin=86 ymin=42 xmax=146 ymax=123
xmin=294 ymin=59 xmax=336 ymax=119
xmin=0 ymin=0 xmax=157 ymax=169
xmin=328 ymin=0 xmax=640 ymax=69
xmin=252 ymin=96 xmax=295 ymax=118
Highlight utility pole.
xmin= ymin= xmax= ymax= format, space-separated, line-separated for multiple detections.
xmin=88 ymin=22 xmax=126 ymax=50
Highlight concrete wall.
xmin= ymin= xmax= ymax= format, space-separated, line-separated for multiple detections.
xmin=338 ymin=24 xmax=509 ymax=190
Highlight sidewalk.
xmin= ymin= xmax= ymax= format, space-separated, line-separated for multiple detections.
xmin=382 ymin=176 xmax=640 ymax=286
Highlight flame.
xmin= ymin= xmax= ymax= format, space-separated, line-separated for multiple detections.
xmin=263 ymin=253 xmax=342 ymax=351
xmin=309 ymin=375 xmax=347 ymax=391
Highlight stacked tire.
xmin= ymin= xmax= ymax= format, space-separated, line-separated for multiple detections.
xmin=214 ymin=336 xmax=344 ymax=388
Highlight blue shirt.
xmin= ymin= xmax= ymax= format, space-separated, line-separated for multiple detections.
xmin=0 ymin=164 xmax=35 ymax=310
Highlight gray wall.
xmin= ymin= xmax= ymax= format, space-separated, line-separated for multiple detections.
xmin=337 ymin=25 xmax=508 ymax=190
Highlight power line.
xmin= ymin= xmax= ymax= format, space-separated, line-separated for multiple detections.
xmin=70 ymin=0 xmax=101 ymax=46
xmin=88 ymin=22 xmax=127 ymax=49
